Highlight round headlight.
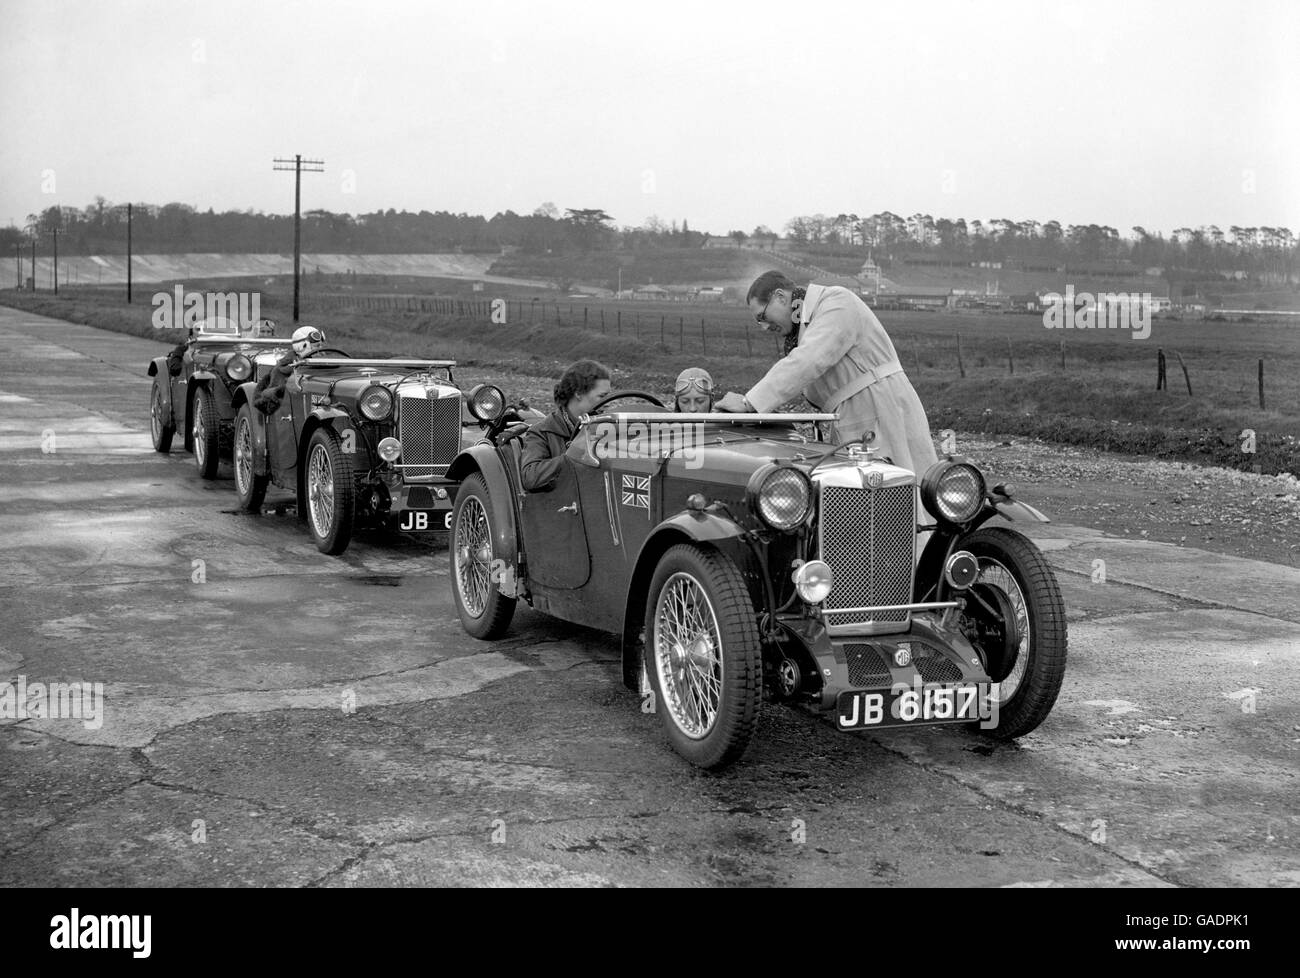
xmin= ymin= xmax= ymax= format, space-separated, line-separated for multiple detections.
xmin=468 ymin=384 xmax=505 ymax=422
xmin=749 ymin=465 xmax=812 ymax=531
xmin=793 ymin=559 xmax=833 ymax=604
xmin=359 ymin=385 xmax=393 ymax=422
xmin=226 ymin=353 xmax=253 ymax=381
xmin=377 ymin=437 xmax=401 ymax=462
xmin=921 ymin=461 xmax=986 ymax=523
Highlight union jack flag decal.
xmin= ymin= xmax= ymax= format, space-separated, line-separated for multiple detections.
xmin=621 ymin=473 xmax=650 ymax=511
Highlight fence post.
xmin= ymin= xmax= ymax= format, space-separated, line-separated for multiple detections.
xmin=956 ymin=334 xmax=966 ymax=378
xmin=1007 ymin=337 xmax=1014 ymax=375
xmin=913 ymin=336 xmax=921 ymax=375
xmin=1173 ymin=350 xmax=1192 ymax=396
xmin=1258 ymin=358 xmax=1265 ymax=409
xmin=584 ymin=306 xmax=588 ymax=329
xmin=1157 ymin=348 xmax=1166 ymax=390
xmin=617 ymin=310 xmax=621 ymax=336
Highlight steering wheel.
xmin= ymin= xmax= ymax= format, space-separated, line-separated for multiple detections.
xmin=587 ymin=389 xmax=666 ymax=413
xmin=314 ymin=348 xmax=352 ymax=358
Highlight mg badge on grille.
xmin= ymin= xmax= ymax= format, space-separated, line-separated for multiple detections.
xmin=864 ymin=470 xmax=883 ymax=489
xmin=893 ymin=646 xmax=912 ymax=667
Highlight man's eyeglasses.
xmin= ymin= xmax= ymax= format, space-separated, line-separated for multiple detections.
xmin=755 ymin=292 xmax=778 ymax=326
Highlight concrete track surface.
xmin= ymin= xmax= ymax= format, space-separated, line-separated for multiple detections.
xmin=0 ymin=305 xmax=1296 ymax=887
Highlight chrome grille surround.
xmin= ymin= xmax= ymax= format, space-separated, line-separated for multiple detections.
xmin=814 ymin=462 xmax=917 ymax=636
xmin=395 ymin=382 xmax=461 ymax=481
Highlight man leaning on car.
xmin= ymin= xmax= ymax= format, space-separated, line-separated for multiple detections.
xmin=715 ymin=271 xmax=938 ymax=474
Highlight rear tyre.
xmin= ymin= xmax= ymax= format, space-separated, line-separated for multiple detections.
xmin=150 ymin=380 xmax=174 ymax=453
xmin=960 ymin=527 xmax=1068 ymax=740
xmin=450 ymin=473 xmax=516 ymax=639
xmin=233 ymin=406 xmax=268 ymax=512
xmin=192 ymin=387 xmax=221 ymax=479
xmin=304 ymin=427 xmax=356 ymax=555
xmin=644 ymin=543 xmax=761 ymax=770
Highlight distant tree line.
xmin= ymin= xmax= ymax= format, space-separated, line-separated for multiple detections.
xmin=2 ymin=199 xmax=1294 ymax=283
xmin=0 ymin=199 xmax=707 ymax=258
xmin=778 ymin=211 xmax=1298 ymax=281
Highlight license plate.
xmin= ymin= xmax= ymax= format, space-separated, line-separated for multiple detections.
xmin=836 ymin=684 xmax=992 ymax=730
xmin=397 ymin=510 xmax=452 ymax=532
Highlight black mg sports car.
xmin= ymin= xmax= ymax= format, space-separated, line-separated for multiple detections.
xmin=148 ymin=332 xmax=291 ymax=479
xmin=228 ymin=355 xmax=491 ymax=554
xmin=447 ymin=390 xmax=1068 ymax=770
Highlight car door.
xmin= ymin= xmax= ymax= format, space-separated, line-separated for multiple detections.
xmin=519 ymin=457 xmax=592 ymax=589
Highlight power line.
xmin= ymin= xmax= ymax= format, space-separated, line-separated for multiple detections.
xmin=273 ymin=155 xmax=325 ymax=322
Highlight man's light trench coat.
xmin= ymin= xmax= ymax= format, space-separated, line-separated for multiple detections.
xmin=745 ymin=285 xmax=939 ymax=475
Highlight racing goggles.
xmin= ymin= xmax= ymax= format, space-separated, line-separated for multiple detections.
xmin=674 ymin=375 xmax=715 ymax=396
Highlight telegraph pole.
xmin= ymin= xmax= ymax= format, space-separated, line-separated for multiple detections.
xmin=14 ymin=243 xmax=19 ymax=289
xmin=126 ymin=203 xmax=133 ymax=303
xmin=52 ymin=227 xmax=58 ymax=294
xmin=30 ymin=239 xmax=35 ymax=291
xmin=273 ymin=154 xmax=324 ymax=322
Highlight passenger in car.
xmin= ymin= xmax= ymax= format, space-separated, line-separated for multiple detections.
xmin=673 ymin=367 xmax=714 ymax=412
xmin=252 ymin=326 xmax=326 ymax=415
xmin=520 ymin=359 xmax=611 ymax=492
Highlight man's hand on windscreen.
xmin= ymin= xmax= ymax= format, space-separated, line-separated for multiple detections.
xmin=713 ymin=392 xmax=753 ymax=413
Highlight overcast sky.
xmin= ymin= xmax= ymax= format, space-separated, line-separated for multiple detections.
xmin=1 ymin=0 xmax=1296 ymax=238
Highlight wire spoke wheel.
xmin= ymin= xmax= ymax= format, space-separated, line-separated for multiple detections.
xmin=449 ymin=472 xmax=515 ymax=639
xmin=643 ymin=543 xmax=760 ymax=769
xmin=234 ymin=414 xmax=253 ymax=495
xmin=958 ymin=527 xmax=1067 ymax=740
xmin=454 ymin=496 xmax=492 ymax=618
xmin=150 ymin=381 xmax=174 ymax=452
xmin=307 ymin=444 xmax=334 ymax=538
xmin=302 ymin=427 xmax=356 ymax=554
xmin=232 ymin=406 xmax=268 ymax=512
xmin=654 ymin=573 xmax=724 ymax=738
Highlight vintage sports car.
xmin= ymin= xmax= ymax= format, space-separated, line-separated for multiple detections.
xmin=147 ymin=331 xmax=291 ymax=479
xmin=447 ymin=392 xmax=1067 ymax=769
xmin=228 ymin=354 xmax=497 ymax=554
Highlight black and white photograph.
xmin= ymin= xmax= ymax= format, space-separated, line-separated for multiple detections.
xmin=0 ymin=0 xmax=1296 ymax=926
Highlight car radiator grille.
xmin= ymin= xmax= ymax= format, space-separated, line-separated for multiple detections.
xmin=912 ymin=642 xmax=964 ymax=684
xmin=844 ymin=644 xmax=893 ymax=688
xmin=819 ymin=484 xmax=915 ymax=629
xmin=398 ymin=393 xmax=460 ymax=480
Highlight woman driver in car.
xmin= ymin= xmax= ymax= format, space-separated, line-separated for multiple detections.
xmin=519 ymin=359 xmax=611 ymax=492
xmin=673 ymin=367 xmax=715 ymax=413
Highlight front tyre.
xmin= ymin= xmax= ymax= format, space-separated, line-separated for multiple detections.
xmin=192 ymin=387 xmax=221 ymax=479
xmin=960 ymin=527 xmax=1067 ymax=740
xmin=233 ymin=406 xmax=268 ymax=512
xmin=304 ymin=427 xmax=356 ymax=555
xmin=450 ymin=473 xmax=516 ymax=639
xmin=150 ymin=379 xmax=174 ymax=453
xmin=644 ymin=544 xmax=761 ymax=770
